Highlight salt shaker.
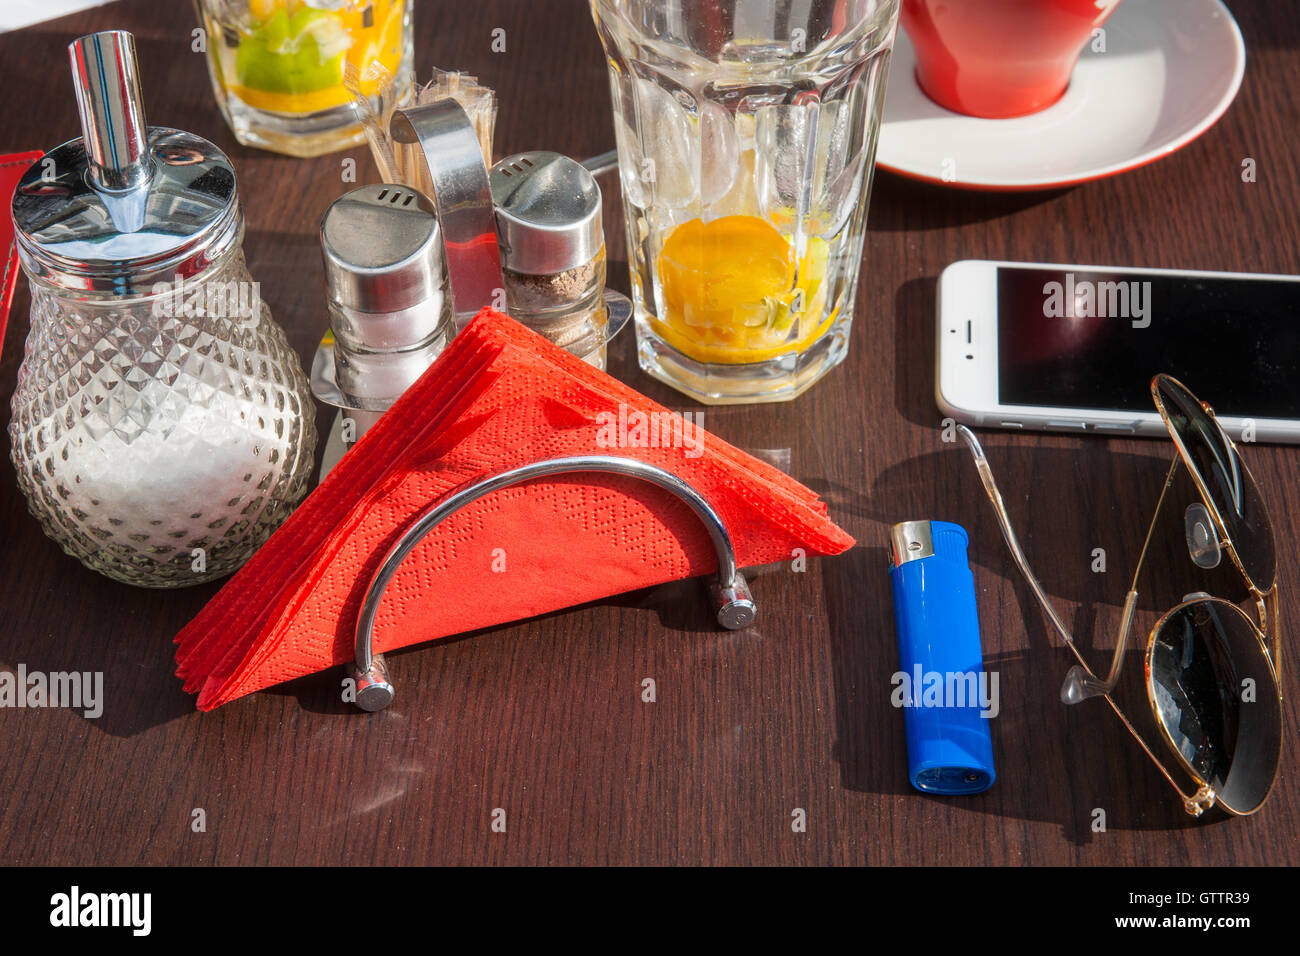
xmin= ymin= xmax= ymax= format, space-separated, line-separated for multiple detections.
xmin=8 ymin=31 xmax=317 ymax=588
xmin=311 ymin=182 xmax=452 ymax=475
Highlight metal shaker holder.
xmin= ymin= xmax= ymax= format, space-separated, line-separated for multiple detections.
xmin=388 ymin=98 xmax=506 ymax=330
xmin=312 ymin=98 xmax=629 ymax=420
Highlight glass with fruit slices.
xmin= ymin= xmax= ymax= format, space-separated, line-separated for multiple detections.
xmin=591 ymin=0 xmax=901 ymax=404
xmin=195 ymin=0 xmax=413 ymax=157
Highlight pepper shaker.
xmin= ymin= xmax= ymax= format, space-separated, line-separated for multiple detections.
xmin=489 ymin=151 xmax=630 ymax=369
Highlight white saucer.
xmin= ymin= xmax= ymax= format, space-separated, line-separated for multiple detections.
xmin=876 ymin=0 xmax=1245 ymax=190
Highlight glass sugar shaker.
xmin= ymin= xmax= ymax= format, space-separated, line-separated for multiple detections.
xmin=8 ymin=31 xmax=317 ymax=588
xmin=311 ymin=182 xmax=452 ymax=477
xmin=489 ymin=151 xmax=630 ymax=370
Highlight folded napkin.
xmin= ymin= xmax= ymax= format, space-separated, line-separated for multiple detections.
xmin=175 ymin=309 xmax=855 ymax=710
xmin=0 ymin=151 xmax=45 ymax=363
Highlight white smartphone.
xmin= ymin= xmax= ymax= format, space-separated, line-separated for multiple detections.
xmin=936 ymin=259 xmax=1300 ymax=443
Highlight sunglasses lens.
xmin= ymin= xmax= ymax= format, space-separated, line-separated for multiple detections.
xmin=1155 ymin=376 xmax=1276 ymax=591
xmin=1149 ymin=599 xmax=1281 ymax=814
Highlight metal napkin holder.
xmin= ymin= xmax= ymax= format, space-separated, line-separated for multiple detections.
xmin=347 ymin=455 xmax=757 ymax=712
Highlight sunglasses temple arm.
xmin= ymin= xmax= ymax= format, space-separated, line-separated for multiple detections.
xmin=1079 ymin=457 xmax=1187 ymax=700
xmin=1100 ymin=685 xmax=1217 ymax=816
xmin=1089 ymin=589 xmax=1140 ymax=698
xmin=956 ymin=426 xmax=1113 ymax=703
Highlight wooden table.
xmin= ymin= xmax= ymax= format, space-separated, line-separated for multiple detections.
xmin=1 ymin=0 xmax=1295 ymax=866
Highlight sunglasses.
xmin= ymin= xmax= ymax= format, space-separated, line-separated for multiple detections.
xmin=958 ymin=374 xmax=1283 ymax=817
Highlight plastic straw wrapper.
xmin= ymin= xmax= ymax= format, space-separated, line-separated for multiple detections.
xmin=343 ymin=59 xmax=402 ymax=183
xmin=348 ymin=64 xmax=497 ymax=189
xmin=414 ymin=69 xmax=497 ymax=164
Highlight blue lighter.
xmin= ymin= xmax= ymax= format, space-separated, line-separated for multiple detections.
xmin=887 ymin=520 xmax=996 ymax=795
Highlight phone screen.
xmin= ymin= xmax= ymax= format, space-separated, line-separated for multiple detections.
xmin=996 ymin=267 xmax=1300 ymax=417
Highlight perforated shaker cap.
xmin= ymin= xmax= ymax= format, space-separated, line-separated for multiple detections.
xmin=489 ymin=151 xmax=603 ymax=275
xmin=320 ymin=183 xmax=446 ymax=316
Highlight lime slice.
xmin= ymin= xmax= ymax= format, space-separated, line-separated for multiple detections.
xmin=236 ymin=5 xmax=350 ymax=96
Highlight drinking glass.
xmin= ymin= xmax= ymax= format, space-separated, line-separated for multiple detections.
xmin=590 ymin=0 xmax=901 ymax=404
xmin=194 ymin=0 xmax=414 ymax=158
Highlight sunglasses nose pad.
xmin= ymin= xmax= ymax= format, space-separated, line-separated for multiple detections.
xmin=1185 ymin=503 xmax=1222 ymax=570
xmin=1060 ymin=664 xmax=1108 ymax=704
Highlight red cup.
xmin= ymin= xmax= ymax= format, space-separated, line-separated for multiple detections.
xmin=901 ymin=0 xmax=1122 ymax=118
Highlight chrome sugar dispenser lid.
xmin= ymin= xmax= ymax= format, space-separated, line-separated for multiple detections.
xmin=11 ymin=31 xmax=241 ymax=295
xmin=313 ymin=182 xmax=451 ymax=412
xmin=489 ymin=151 xmax=604 ymax=276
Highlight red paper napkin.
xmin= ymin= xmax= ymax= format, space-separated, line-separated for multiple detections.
xmin=0 ymin=151 xmax=44 ymax=363
xmin=175 ymin=309 xmax=855 ymax=709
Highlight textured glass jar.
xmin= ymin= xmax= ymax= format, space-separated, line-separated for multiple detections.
xmin=9 ymin=30 xmax=318 ymax=588
xmin=10 ymin=242 xmax=317 ymax=587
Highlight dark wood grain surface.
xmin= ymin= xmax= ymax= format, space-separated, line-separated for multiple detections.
xmin=0 ymin=0 xmax=1296 ymax=866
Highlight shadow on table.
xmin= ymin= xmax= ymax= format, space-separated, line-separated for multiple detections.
xmin=870 ymin=170 xmax=1069 ymax=233
xmin=0 ymin=543 xmax=219 ymax=737
xmin=809 ymin=445 xmax=1172 ymax=594
xmin=893 ymin=274 xmax=940 ymax=430
xmin=816 ymin=440 xmax=1242 ymax=614
xmin=269 ymin=575 xmax=729 ymax=718
xmin=266 ymin=625 xmax=498 ymax=716
xmin=824 ymin=552 xmax=1211 ymax=841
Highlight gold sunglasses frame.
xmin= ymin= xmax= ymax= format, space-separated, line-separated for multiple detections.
xmin=957 ymin=374 xmax=1283 ymax=818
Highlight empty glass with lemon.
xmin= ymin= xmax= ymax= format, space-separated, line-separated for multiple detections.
xmin=195 ymin=0 xmax=413 ymax=157
xmin=591 ymin=0 xmax=900 ymax=403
